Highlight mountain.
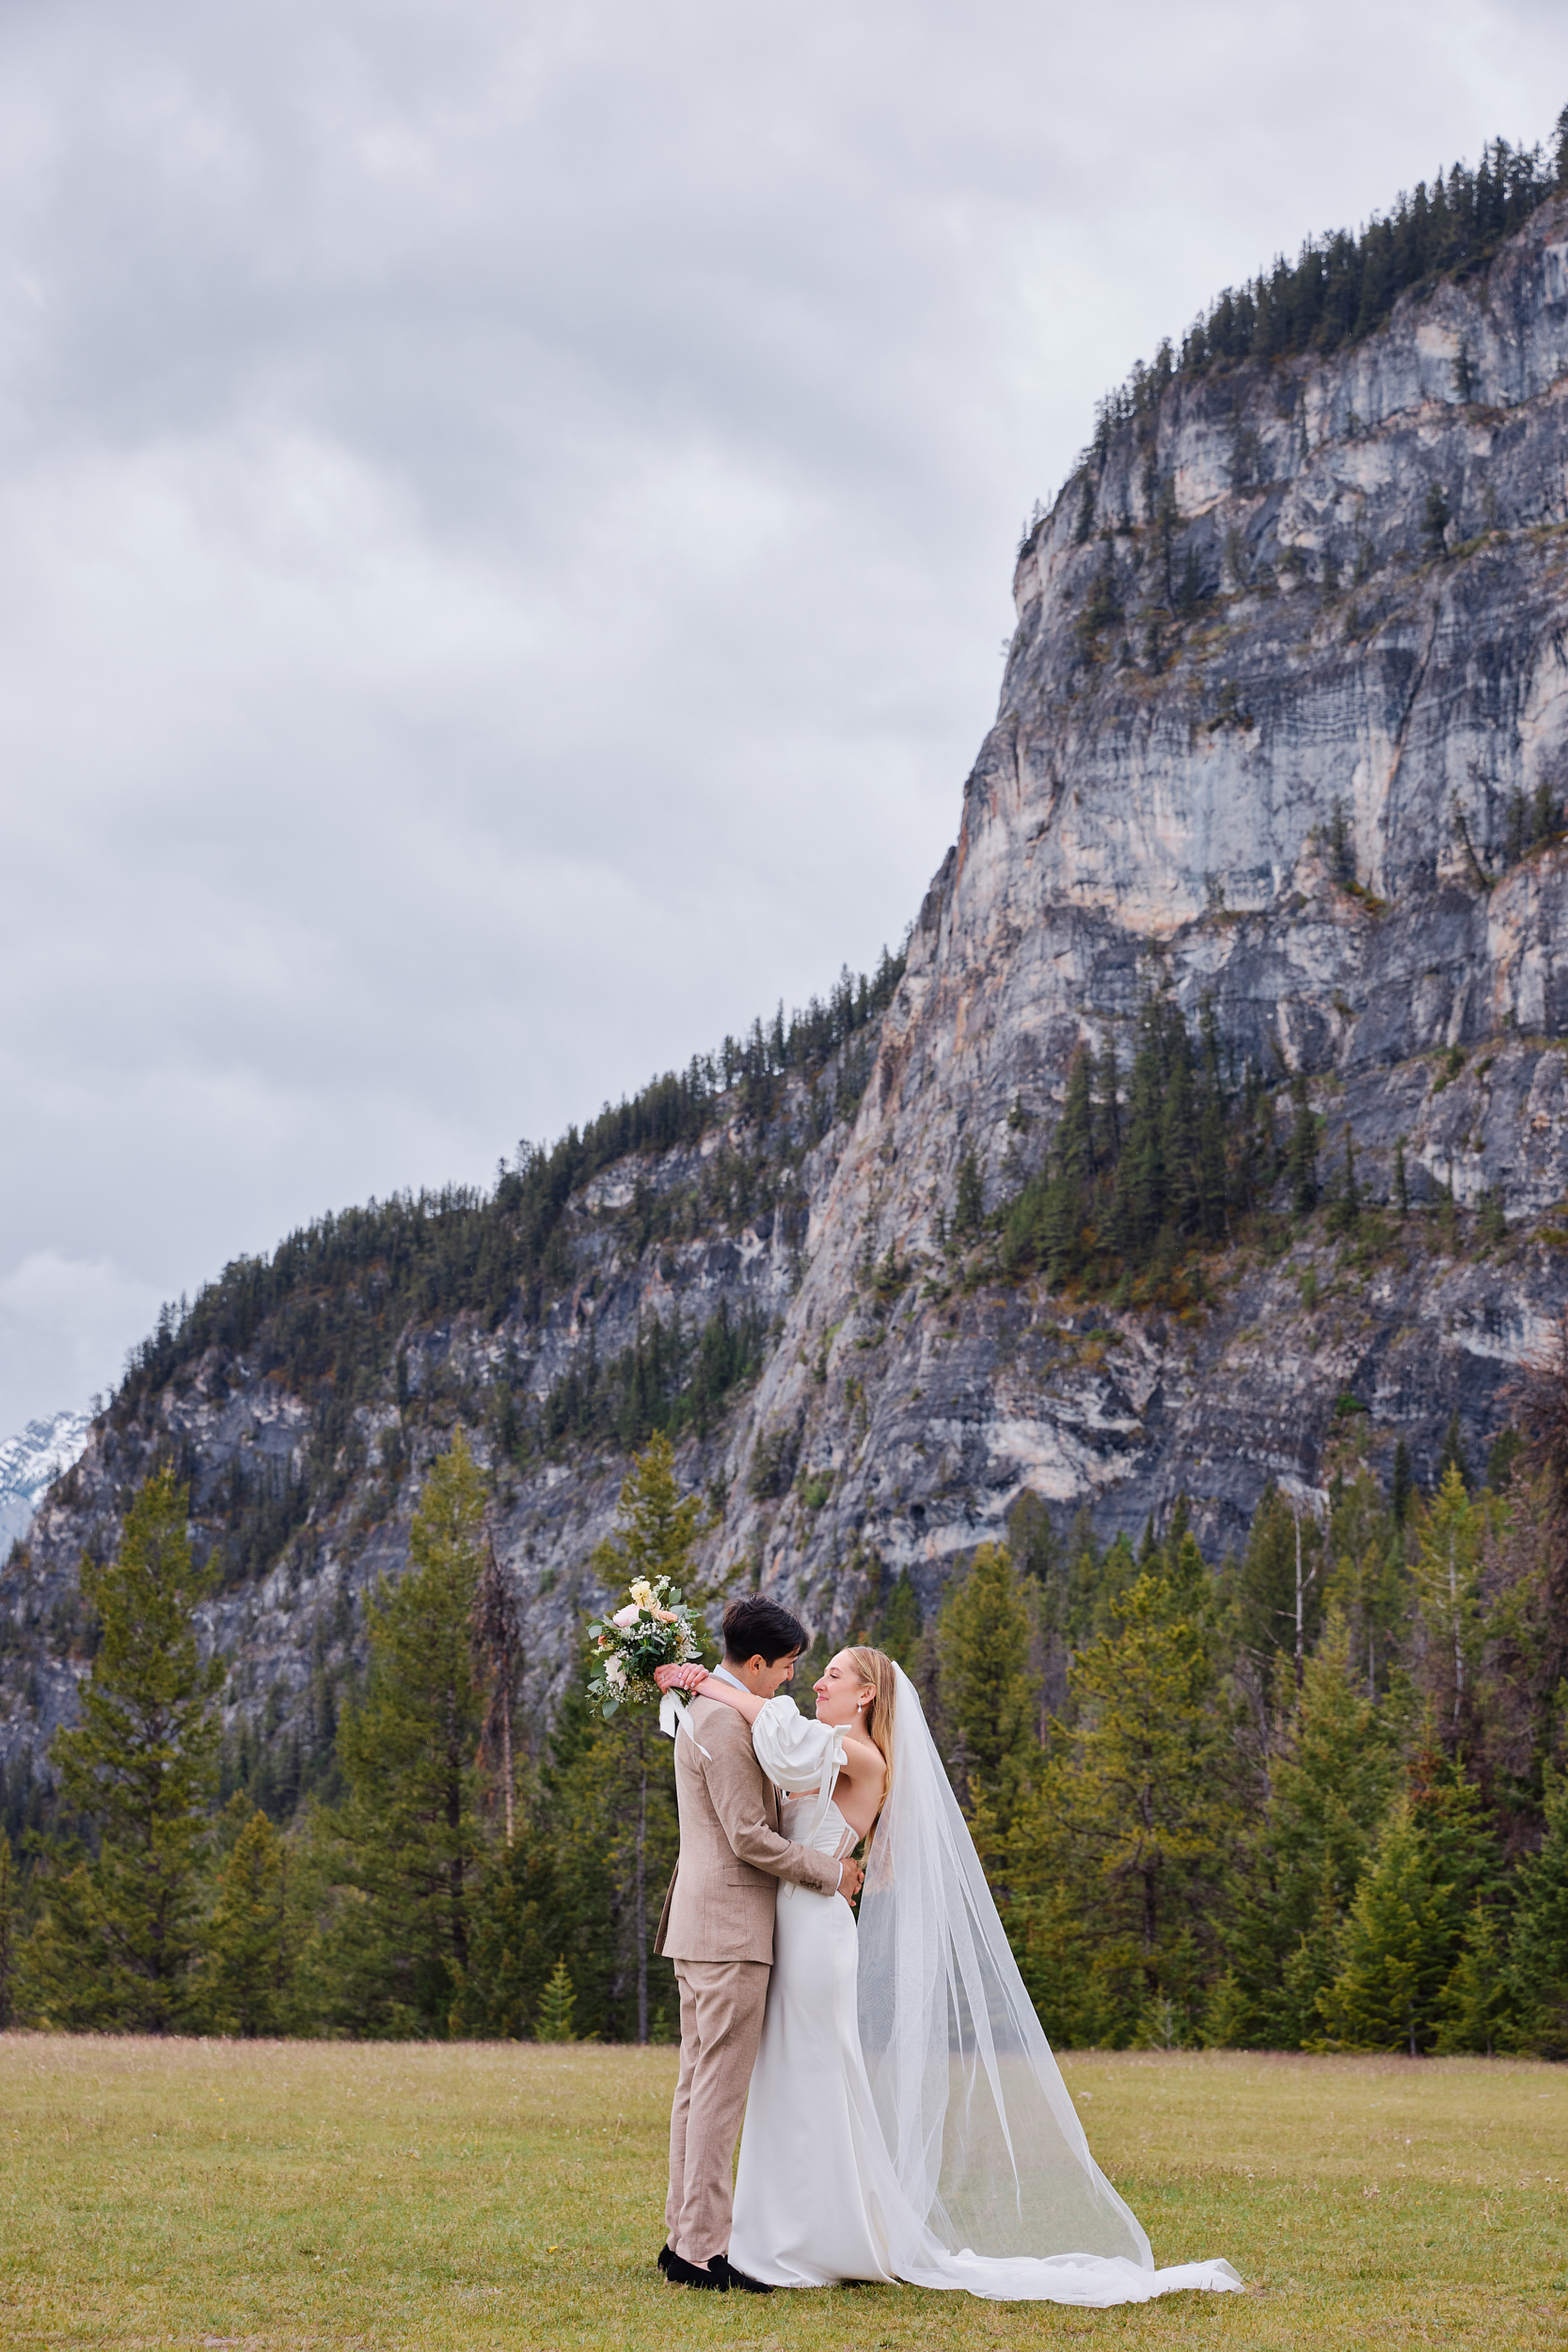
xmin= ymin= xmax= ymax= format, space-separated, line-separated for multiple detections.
xmin=7 ymin=173 xmax=1568 ymax=1800
xmin=0 ymin=1412 xmax=91 ymax=1554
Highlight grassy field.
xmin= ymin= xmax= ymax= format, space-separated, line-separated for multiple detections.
xmin=1 ymin=2035 xmax=1565 ymax=2349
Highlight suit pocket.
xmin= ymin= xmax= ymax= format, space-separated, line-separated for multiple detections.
xmin=718 ymin=1861 xmax=768 ymax=1891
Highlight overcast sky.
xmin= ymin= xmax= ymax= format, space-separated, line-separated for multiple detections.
xmin=1 ymin=0 xmax=1565 ymax=1436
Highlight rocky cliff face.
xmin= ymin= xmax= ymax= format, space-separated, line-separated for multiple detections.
xmin=718 ymin=195 xmax=1568 ymax=1617
xmin=8 ymin=200 xmax=1568 ymax=1776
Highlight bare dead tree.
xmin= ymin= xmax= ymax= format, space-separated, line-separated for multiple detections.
xmin=472 ymin=1519 xmax=524 ymax=1846
xmin=1268 ymin=1488 xmax=1323 ymax=1698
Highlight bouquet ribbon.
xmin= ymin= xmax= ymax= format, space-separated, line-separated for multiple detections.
xmin=658 ymin=1688 xmax=711 ymax=1757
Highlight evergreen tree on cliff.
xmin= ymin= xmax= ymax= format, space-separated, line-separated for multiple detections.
xmin=24 ymin=1464 xmax=221 ymax=2031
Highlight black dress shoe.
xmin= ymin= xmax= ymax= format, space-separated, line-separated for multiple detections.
xmin=663 ymin=2250 xmax=726 ymax=2290
xmin=715 ymin=2255 xmax=774 ymax=2295
xmin=656 ymin=2244 xmax=674 ymax=2275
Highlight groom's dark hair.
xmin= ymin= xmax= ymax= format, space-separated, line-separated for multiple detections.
xmin=722 ymin=1593 xmax=809 ymax=1665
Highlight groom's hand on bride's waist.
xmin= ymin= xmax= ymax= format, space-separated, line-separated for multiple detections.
xmin=837 ymin=1856 xmax=863 ymax=1904
xmin=656 ymin=1662 xmax=708 ymax=1693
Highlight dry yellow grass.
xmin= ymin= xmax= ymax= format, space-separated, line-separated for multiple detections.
xmin=1 ymin=2034 xmax=1565 ymax=2348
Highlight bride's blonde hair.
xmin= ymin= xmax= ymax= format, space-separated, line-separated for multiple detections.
xmin=845 ymin=1645 xmax=897 ymax=1822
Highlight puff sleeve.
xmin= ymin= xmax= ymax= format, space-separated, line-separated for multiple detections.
xmin=750 ymin=1697 xmax=848 ymax=1842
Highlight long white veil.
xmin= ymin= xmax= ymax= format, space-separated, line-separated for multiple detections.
xmin=855 ymin=1664 xmax=1181 ymax=2288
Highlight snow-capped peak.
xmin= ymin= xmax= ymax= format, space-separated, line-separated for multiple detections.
xmin=0 ymin=1408 xmax=92 ymax=1551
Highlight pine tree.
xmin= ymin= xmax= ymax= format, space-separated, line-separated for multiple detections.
xmin=449 ymin=1798 xmax=561 ymax=2039
xmin=1317 ymin=1801 xmax=1439 ymax=2053
xmin=1287 ymin=1074 xmax=1319 ymax=1212
xmin=531 ymin=1672 xmax=681 ymax=2042
xmin=868 ymin=1567 xmax=923 ymax=1671
xmin=1003 ymin=1871 xmax=1118 ymax=2049
xmin=1160 ymin=1036 xmax=1200 ymax=1237
xmin=1412 ymin=1465 xmax=1487 ymax=1740
xmin=1002 ymin=993 xmax=1246 ymax=1291
xmin=1054 ymin=1044 xmax=1095 ymax=1196
xmin=531 ymin=1679 xmax=623 ymax=2033
xmin=1073 ymin=471 xmax=1096 ymax=546
xmin=1394 ymin=1136 xmax=1410 ymax=1218
xmin=1007 ymin=1491 xmax=1061 ymax=1588
xmin=1434 ymin=1899 xmax=1515 ymax=2055
xmin=1436 ymin=1409 xmax=1471 ymax=1490
xmin=198 ymin=1796 xmax=293 ymax=2037
xmin=1038 ymin=1173 xmax=1082 ymax=1289
xmin=1318 ymin=1747 xmax=1495 ymax=2054
xmin=954 ymin=1151 xmax=985 ymax=1237
xmin=536 ymin=1955 xmax=578 ymax=2042
xmin=1094 ymin=1041 xmax=1121 ymax=1165
xmin=588 ymin=1434 xmax=716 ymax=2042
xmin=1232 ymin=1485 xmax=1323 ymax=1705
xmin=325 ymin=1432 xmax=487 ymax=2036
xmin=938 ymin=1544 xmax=1038 ymax=1836
xmin=1391 ymin=1438 xmax=1414 ymax=1527
xmin=473 ymin=1523 xmax=525 ymax=1846
xmin=0 ymin=1830 xmax=14 ymax=2031
xmin=1107 ymin=998 xmax=1164 ymax=1263
xmin=1324 ymin=1518 xmax=1407 ymax=1702
xmin=1531 ymin=777 xmax=1558 ymax=845
xmin=1011 ymin=1565 xmax=1234 ymax=2038
xmin=1196 ymin=999 xmax=1228 ymax=1239
xmin=1040 ymin=1047 xmax=1096 ymax=1284
xmin=1325 ymin=1133 xmax=1360 ymax=1236
xmin=24 ymin=1465 xmax=220 ymax=2031
xmin=1508 ymin=1766 xmax=1568 ymax=2058
xmin=1223 ymin=1612 xmax=1396 ymax=2046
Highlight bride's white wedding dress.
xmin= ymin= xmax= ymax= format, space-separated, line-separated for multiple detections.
xmin=730 ymin=1781 xmax=900 ymax=2287
xmin=722 ymin=1672 xmax=1243 ymax=2306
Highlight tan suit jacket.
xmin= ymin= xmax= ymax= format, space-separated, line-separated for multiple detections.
xmin=655 ymin=1690 xmax=839 ymax=1963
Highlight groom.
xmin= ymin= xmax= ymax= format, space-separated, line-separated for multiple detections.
xmin=652 ymin=1593 xmax=863 ymax=2293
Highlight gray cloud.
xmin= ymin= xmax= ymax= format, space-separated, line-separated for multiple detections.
xmin=2 ymin=0 xmax=1566 ymax=1431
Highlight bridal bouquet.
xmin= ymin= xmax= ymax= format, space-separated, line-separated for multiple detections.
xmin=586 ymin=1575 xmax=704 ymax=1717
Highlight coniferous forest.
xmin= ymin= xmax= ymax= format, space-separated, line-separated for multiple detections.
xmin=4 ymin=1325 xmax=1567 ymax=2062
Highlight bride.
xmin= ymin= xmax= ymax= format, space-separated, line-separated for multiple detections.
xmin=657 ymin=1645 xmax=1243 ymax=2306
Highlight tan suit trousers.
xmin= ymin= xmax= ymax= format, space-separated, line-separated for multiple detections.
xmin=666 ymin=1957 xmax=770 ymax=2267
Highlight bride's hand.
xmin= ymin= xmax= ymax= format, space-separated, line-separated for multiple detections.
xmin=655 ymin=1661 xmax=709 ymax=1694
